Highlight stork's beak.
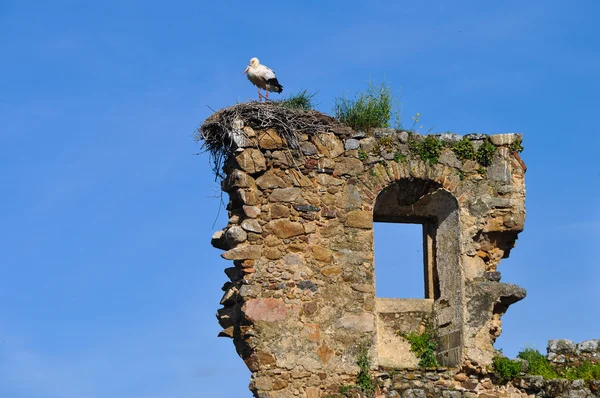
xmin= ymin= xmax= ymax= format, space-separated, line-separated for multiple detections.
xmin=242 ymin=66 xmax=250 ymax=75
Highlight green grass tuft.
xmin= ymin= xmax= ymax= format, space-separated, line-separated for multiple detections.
xmin=277 ymin=90 xmax=316 ymax=110
xmin=334 ymin=81 xmax=392 ymax=132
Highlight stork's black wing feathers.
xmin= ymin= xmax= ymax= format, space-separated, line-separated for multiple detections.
xmin=266 ymin=78 xmax=283 ymax=93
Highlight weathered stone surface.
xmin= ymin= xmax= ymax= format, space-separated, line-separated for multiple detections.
xmin=321 ymin=266 xmax=342 ymax=277
xmin=223 ymin=169 xmax=255 ymax=191
xmin=243 ymin=298 xmax=287 ymax=322
xmin=243 ymin=205 xmax=261 ymax=218
xmin=257 ymin=170 xmax=289 ymax=189
xmin=270 ymin=203 xmax=290 ymax=219
xmin=438 ymin=150 xmax=461 ymax=168
xmin=288 ymin=169 xmax=313 ymax=187
xmin=373 ymin=127 xmax=396 ymax=138
xmin=397 ymin=130 xmax=410 ymax=143
xmin=211 ymin=230 xmax=228 ymax=250
xmin=300 ymin=141 xmax=318 ymax=155
xmin=347 ymin=210 xmax=372 ymax=229
xmin=338 ymin=313 xmax=375 ymax=332
xmin=225 ymin=225 xmax=247 ymax=245
xmin=221 ymin=245 xmax=262 ymax=260
xmin=317 ymin=174 xmax=344 ymax=186
xmin=270 ymin=187 xmax=301 ymax=202
xmin=297 ymin=280 xmax=318 ymax=292
xmin=333 ymin=157 xmax=364 ymax=176
xmin=235 ymin=148 xmax=267 ymax=174
xmin=312 ymin=133 xmax=344 ymax=158
xmin=345 ymin=138 xmax=360 ymax=150
xmin=241 ymin=219 xmax=263 ymax=233
xmin=548 ymin=339 xmax=576 ymax=355
xmin=271 ymin=150 xmax=296 ymax=167
xmin=351 ymin=283 xmax=374 ymax=293
xmin=576 ymin=339 xmax=600 ymax=353
xmin=268 ymin=219 xmax=305 ymax=238
xmin=293 ymin=203 xmax=320 ymax=212
xmin=257 ymin=128 xmax=285 ymax=149
xmin=465 ymin=133 xmax=488 ymax=140
xmin=490 ymin=133 xmax=521 ymax=146
xmin=311 ymin=245 xmax=332 ymax=262
xmin=237 ymin=189 xmax=259 ymax=205
xmin=439 ymin=132 xmax=462 ymax=143
xmin=360 ymin=136 xmax=378 ymax=152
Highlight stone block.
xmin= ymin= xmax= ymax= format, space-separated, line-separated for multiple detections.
xmin=257 ymin=128 xmax=285 ymax=149
xmin=270 ymin=187 xmax=302 ymax=202
xmin=243 ymin=298 xmax=287 ymax=323
xmin=268 ymin=219 xmax=305 ymax=238
xmin=347 ymin=210 xmax=372 ymax=229
xmin=548 ymin=339 xmax=576 ymax=355
xmin=236 ymin=148 xmax=267 ymax=174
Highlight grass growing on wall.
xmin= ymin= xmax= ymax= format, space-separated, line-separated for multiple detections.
xmin=276 ymin=90 xmax=317 ymax=111
xmin=334 ymin=81 xmax=392 ymax=132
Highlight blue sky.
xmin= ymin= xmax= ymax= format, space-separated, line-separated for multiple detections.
xmin=1 ymin=0 xmax=599 ymax=396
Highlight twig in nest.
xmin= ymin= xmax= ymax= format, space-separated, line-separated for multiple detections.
xmin=195 ymin=101 xmax=341 ymax=180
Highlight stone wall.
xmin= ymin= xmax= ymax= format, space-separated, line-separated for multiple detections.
xmin=204 ymin=103 xmax=529 ymax=397
xmin=548 ymin=339 xmax=600 ymax=370
xmin=372 ymin=367 xmax=600 ymax=398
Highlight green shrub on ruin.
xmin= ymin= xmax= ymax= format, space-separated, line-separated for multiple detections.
xmin=509 ymin=139 xmax=524 ymax=153
xmin=517 ymin=348 xmax=557 ymax=379
xmin=408 ymin=135 xmax=444 ymax=166
xmin=492 ymin=355 xmax=522 ymax=383
xmin=452 ymin=137 xmax=476 ymax=161
xmin=563 ymin=361 xmax=600 ymax=381
xmin=476 ymin=138 xmax=497 ymax=167
xmin=402 ymin=329 xmax=439 ymax=368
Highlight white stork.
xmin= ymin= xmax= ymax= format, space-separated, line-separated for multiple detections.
xmin=242 ymin=57 xmax=283 ymax=101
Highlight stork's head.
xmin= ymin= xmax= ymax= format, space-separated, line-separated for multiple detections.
xmin=243 ymin=57 xmax=260 ymax=74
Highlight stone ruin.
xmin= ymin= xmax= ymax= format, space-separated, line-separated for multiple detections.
xmin=199 ymin=103 xmax=597 ymax=397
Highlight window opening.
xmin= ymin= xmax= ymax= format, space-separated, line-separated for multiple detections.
xmin=374 ymin=222 xmax=427 ymax=298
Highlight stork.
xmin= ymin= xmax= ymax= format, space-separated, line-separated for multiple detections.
xmin=242 ymin=57 xmax=283 ymax=101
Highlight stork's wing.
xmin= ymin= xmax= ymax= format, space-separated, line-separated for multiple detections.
xmin=259 ymin=65 xmax=277 ymax=80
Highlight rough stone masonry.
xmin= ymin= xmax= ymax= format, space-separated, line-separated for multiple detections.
xmin=203 ymin=103 xmax=534 ymax=397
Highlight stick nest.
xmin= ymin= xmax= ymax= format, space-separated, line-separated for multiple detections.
xmin=195 ymin=102 xmax=341 ymax=179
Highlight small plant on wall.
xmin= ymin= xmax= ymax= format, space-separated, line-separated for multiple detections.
xmin=355 ymin=341 xmax=376 ymax=396
xmin=396 ymin=328 xmax=439 ymax=368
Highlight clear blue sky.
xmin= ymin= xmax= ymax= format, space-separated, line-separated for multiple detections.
xmin=1 ymin=1 xmax=599 ymax=397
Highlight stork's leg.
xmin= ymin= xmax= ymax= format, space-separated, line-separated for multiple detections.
xmin=258 ymin=89 xmax=267 ymax=101
xmin=266 ymin=89 xmax=269 ymax=101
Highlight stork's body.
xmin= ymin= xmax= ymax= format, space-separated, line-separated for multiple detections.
xmin=243 ymin=57 xmax=283 ymax=101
